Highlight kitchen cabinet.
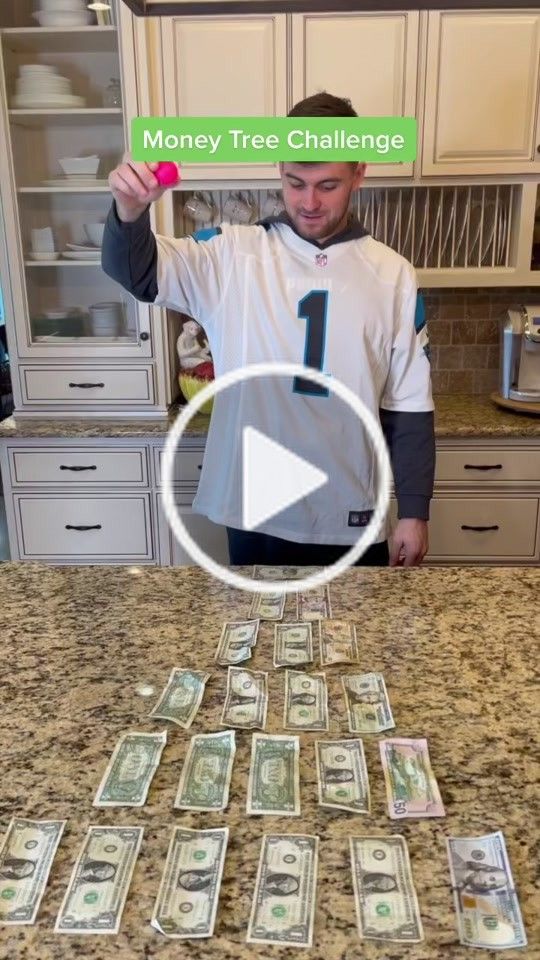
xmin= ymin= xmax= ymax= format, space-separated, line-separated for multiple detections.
xmin=291 ymin=12 xmax=419 ymax=179
xmin=422 ymin=11 xmax=540 ymax=176
xmin=159 ymin=14 xmax=287 ymax=180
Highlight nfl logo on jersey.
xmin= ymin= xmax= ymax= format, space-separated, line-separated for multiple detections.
xmin=315 ymin=253 xmax=328 ymax=267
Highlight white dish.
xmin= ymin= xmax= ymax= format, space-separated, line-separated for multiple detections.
xmin=425 ymin=189 xmax=443 ymax=266
xmin=33 ymin=10 xmax=92 ymax=26
xmin=59 ymin=156 xmax=99 ymax=177
xmin=41 ymin=178 xmax=108 ymax=187
xmin=66 ymin=241 xmax=101 ymax=251
xmin=29 ymin=251 xmax=60 ymax=261
xmin=40 ymin=0 xmax=90 ymax=11
xmin=62 ymin=250 xmax=101 ymax=260
xmin=84 ymin=222 xmax=105 ymax=246
xmin=12 ymin=94 xmax=85 ymax=109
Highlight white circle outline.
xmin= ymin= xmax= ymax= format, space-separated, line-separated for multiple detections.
xmin=162 ymin=362 xmax=391 ymax=595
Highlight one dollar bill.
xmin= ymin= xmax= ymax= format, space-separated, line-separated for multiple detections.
xmin=221 ymin=667 xmax=268 ymax=729
xmin=284 ymin=670 xmax=328 ymax=731
xmin=253 ymin=566 xmax=319 ymax=581
xmin=0 ymin=818 xmax=65 ymax=924
xmin=152 ymin=827 xmax=229 ymax=939
xmin=319 ymin=619 xmax=359 ymax=665
xmin=249 ymin=592 xmax=285 ymax=621
xmin=93 ymin=730 xmax=167 ymax=807
xmin=247 ymin=734 xmax=300 ymax=816
xmin=274 ymin=622 xmax=314 ymax=668
xmin=215 ymin=620 xmax=259 ymax=665
xmin=296 ymin=585 xmax=331 ymax=621
xmin=174 ymin=731 xmax=236 ymax=812
xmin=350 ymin=835 xmax=424 ymax=942
xmin=342 ymin=673 xmax=395 ymax=733
xmin=55 ymin=826 xmax=143 ymax=934
xmin=316 ymin=739 xmax=370 ymax=813
xmin=379 ymin=737 xmax=445 ymax=819
xmin=149 ymin=668 xmax=210 ymax=729
xmin=446 ymin=831 xmax=527 ymax=950
xmin=247 ymin=834 xmax=319 ymax=947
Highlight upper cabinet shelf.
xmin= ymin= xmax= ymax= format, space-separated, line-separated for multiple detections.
xmin=1 ymin=27 xmax=118 ymax=54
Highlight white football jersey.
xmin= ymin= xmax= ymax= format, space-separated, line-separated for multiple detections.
xmin=154 ymin=219 xmax=433 ymax=544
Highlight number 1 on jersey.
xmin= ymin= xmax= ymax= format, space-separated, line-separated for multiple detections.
xmin=293 ymin=290 xmax=329 ymax=397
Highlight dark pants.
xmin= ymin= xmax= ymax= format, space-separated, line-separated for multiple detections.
xmin=226 ymin=527 xmax=389 ymax=567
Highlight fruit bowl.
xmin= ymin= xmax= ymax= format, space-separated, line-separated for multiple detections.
xmin=179 ymin=364 xmax=214 ymax=415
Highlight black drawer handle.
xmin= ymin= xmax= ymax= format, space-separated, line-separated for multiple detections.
xmin=60 ymin=465 xmax=97 ymax=472
xmin=463 ymin=463 xmax=503 ymax=471
xmin=197 ymin=464 xmax=202 ymax=470
xmin=65 ymin=524 xmax=102 ymax=531
xmin=68 ymin=382 xmax=105 ymax=389
xmin=461 ymin=524 xmax=500 ymax=532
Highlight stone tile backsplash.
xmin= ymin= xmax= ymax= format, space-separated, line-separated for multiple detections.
xmin=423 ymin=287 xmax=539 ymax=394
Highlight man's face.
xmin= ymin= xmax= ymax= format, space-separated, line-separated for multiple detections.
xmin=280 ymin=161 xmax=366 ymax=243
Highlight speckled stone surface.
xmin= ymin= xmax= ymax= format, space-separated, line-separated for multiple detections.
xmin=0 ymin=395 xmax=538 ymax=440
xmin=1 ymin=562 xmax=538 ymax=960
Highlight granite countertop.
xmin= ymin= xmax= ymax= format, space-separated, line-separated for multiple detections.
xmin=1 ymin=562 xmax=537 ymax=960
xmin=0 ymin=395 xmax=539 ymax=441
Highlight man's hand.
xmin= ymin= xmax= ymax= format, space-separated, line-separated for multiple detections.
xmin=389 ymin=518 xmax=428 ymax=567
xmin=108 ymin=155 xmax=181 ymax=223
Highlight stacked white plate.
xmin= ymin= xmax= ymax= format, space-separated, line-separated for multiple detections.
xmin=12 ymin=64 xmax=84 ymax=109
xmin=89 ymin=301 xmax=125 ymax=336
xmin=33 ymin=0 xmax=92 ymax=27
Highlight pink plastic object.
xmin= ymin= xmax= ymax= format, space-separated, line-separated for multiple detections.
xmin=155 ymin=162 xmax=180 ymax=187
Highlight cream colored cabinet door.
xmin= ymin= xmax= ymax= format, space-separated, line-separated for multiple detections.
xmin=422 ymin=11 xmax=540 ymax=175
xmin=156 ymin=492 xmax=229 ymax=566
xmin=291 ymin=12 xmax=419 ymax=179
xmin=159 ymin=15 xmax=287 ymax=180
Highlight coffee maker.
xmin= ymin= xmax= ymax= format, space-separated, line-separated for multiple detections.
xmin=499 ymin=306 xmax=540 ymax=404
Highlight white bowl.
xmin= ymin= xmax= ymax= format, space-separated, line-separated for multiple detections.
xmin=84 ymin=222 xmax=105 ymax=246
xmin=29 ymin=251 xmax=60 ymax=261
xmin=33 ymin=10 xmax=92 ymax=26
xmin=59 ymin=155 xmax=99 ymax=177
xmin=40 ymin=0 xmax=89 ymax=11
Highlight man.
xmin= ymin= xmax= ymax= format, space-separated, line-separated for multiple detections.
xmin=103 ymin=92 xmax=435 ymax=568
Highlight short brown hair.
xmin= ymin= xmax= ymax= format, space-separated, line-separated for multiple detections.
xmin=288 ymin=92 xmax=358 ymax=119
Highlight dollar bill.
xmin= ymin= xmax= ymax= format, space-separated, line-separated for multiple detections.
xmin=249 ymin=592 xmax=286 ymax=621
xmin=55 ymin=826 xmax=143 ymax=934
xmin=247 ymin=834 xmax=319 ymax=947
xmin=221 ymin=667 xmax=268 ymax=729
xmin=342 ymin=673 xmax=395 ymax=733
xmin=215 ymin=620 xmax=260 ymax=665
xmin=93 ymin=730 xmax=167 ymax=807
xmin=350 ymin=835 xmax=424 ymax=942
xmin=247 ymin=734 xmax=301 ymax=816
xmin=296 ymin=585 xmax=332 ymax=621
xmin=174 ymin=731 xmax=236 ymax=811
xmin=284 ymin=670 xmax=328 ymax=732
xmin=149 ymin=668 xmax=210 ymax=729
xmin=0 ymin=818 xmax=65 ymax=924
xmin=152 ymin=827 xmax=229 ymax=939
xmin=315 ymin=739 xmax=370 ymax=813
xmin=253 ymin=566 xmax=319 ymax=581
xmin=379 ymin=738 xmax=445 ymax=819
xmin=446 ymin=831 xmax=527 ymax=949
xmin=320 ymin=619 xmax=359 ymax=665
xmin=274 ymin=622 xmax=314 ymax=668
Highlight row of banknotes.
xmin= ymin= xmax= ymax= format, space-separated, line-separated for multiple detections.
xmin=0 ymin=819 xmax=527 ymax=948
xmin=90 ymin=726 xmax=445 ymax=819
xmin=216 ymin=618 xmax=368 ymax=666
xmin=247 ymin=584 xmax=332 ymax=622
xmin=145 ymin=662 xmax=397 ymax=735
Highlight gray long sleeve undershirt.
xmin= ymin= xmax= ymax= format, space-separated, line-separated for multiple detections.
xmin=102 ymin=200 xmax=435 ymax=521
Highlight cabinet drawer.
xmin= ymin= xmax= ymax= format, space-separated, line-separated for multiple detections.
xmin=14 ymin=495 xmax=153 ymax=560
xmin=435 ymin=449 xmax=540 ymax=483
xmin=154 ymin=447 xmax=205 ymax=486
xmin=19 ymin=366 xmax=154 ymax=405
xmin=9 ymin=447 xmax=148 ymax=487
xmin=428 ymin=498 xmax=538 ymax=557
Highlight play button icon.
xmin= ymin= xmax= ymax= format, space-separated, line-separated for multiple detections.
xmin=242 ymin=426 xmax=328 ymax=531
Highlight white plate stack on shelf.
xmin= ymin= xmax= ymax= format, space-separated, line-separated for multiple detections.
xmin=12 ymin=64 xmax=85 ymax=109
xmin=89 ymin=302 xmax=125 ymax=337
xmin=33 ymin=0 xmax=93 ymax=28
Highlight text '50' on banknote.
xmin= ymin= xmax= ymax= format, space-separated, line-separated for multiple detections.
xmin=247 ymin=834 xmax=319 ymax=947
xmin=152 ymin=827 xmax=229 ymax=939
xmin=446 ymin=831 xmax=527 ymax=950
xmin=93 ymin=731 xmax=167 ymax=807
xmin=149 ymin=668 xmax=210 ymax=729
xmin=247 ymin=734 xmax=301 ymax=816
xmin=379 ymin=738 xmax=445 ymax=819
xmin=350 ymin=835 xmax=424 ymax=942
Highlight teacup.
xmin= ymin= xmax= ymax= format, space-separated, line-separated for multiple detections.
xmin=182 ymin=192 xmax=214 ymax=223
xmin=223 ymin=192 xmax=253 ymax=224
xmin=262 ymin=190 xmax=285 ymax=219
